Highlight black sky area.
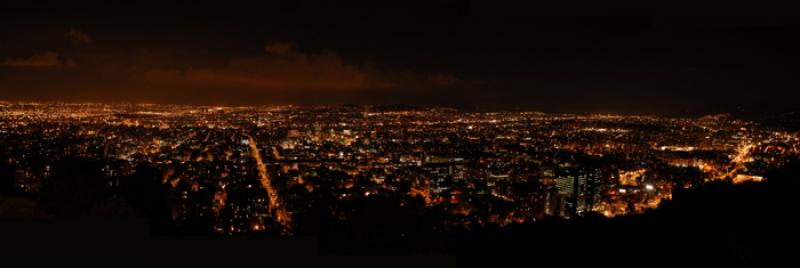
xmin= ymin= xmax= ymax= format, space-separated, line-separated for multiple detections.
xmin=2 ymin=2 xmax=800 ymax=115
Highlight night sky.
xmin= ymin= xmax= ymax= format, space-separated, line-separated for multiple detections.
xmin=2 ymin=2 xmax=800 ymax=114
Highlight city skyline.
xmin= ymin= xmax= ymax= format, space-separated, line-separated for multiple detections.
xmin=1 ymin=101 xmax=797 ymax=267
xmin=0 ymin=102 xmax=794 ymax=223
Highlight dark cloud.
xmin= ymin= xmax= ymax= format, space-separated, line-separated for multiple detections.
xmin=264 ymin=41 xmax=295 ymax=55
xmin=0 ymin=36 xmax=463 ymax=106
xmin=141 ymin=42 xmax=396 ymax=91
xmin=65 ymin=28 xmax=92 ymax=45
xmin=0 ymin=52 xmax=75 ymax=68
xmin=429 ymin=74 xmax=460 ymax=86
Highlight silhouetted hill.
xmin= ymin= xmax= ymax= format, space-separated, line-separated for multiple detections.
xmin=2 ymin=158 xmax=799 ymax=267
xmin=449 ymin=160 xmax=800 ymax=267
xmin=673 ymin=102 xmax=800 ymax=121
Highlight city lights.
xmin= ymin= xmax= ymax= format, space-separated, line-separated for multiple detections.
xmin=1 ymin=102 xmax=794 ymax=232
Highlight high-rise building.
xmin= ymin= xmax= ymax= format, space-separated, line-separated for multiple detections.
xmin=556 ymin=169 xmax=578 ymax=215
xmin=556 ymin=167 xmax=595 ymax=216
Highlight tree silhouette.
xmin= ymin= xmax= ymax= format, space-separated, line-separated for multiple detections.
xmin=117 ymin=163 xmax=171 ymax=234
xmin=38 ymin=157 xmax=106 ymax=217
xmin=0 ymin=153 xmax=14 ymax=195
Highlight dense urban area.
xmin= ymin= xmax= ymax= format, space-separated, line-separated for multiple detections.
xmin=1 ymin=102 xmax=798 ymax=236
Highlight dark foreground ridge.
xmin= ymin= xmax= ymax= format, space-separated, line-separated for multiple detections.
xmin=450 ymin=161 xmax=800 ymax=267
xmin=2 ymin=161 xmax=799 ymax=267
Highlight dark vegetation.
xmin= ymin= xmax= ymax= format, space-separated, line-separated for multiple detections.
xmin=1 ymin=153 xmax=798 ymax=267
